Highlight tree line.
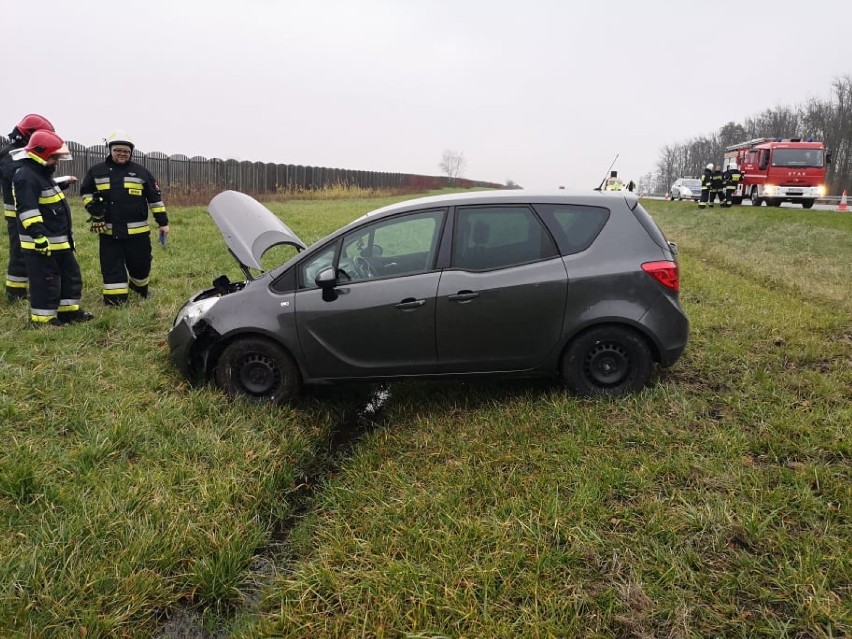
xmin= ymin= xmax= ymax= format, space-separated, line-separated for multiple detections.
xmin=642 ymin=75 xmax=852 ymax=196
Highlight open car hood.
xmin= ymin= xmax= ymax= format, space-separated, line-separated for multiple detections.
xmin=208 ymin=190 xmax=306 ymax=274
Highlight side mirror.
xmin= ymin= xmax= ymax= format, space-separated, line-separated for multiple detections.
xmin=315 ymin=267 xmax=337 ymax=289
xmin=826 ymin=152 xmax=832 ymax=165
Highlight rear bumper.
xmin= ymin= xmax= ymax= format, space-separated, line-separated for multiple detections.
xmin=640 ymin=294 xmax=689 ymax=367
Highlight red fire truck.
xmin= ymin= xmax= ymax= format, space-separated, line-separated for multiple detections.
xmin=723 ymin=138 xmax=828 ymax=209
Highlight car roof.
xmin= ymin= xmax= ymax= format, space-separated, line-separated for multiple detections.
xmin=358 ymin=189 xmax=639 ymax=221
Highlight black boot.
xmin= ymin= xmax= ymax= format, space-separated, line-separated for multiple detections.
xmin=59 ymin=310 xmax=95 ymax=324
xmin=129 ymin=282 xmax=149 ymax=298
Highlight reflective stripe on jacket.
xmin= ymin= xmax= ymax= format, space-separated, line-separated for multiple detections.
xmin=11 ymin=160 xmax=74 ymax=252
xmin=79 ymin=157 xmax=168 ymax=237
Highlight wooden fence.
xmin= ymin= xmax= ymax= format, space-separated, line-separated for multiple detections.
xmin=0 ymin=136 xmax=502 ymax=196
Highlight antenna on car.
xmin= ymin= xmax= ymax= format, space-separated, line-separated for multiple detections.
xmin=594 ymin=154 xmax=619 ymax=191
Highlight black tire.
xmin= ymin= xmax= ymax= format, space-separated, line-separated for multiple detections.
xmin=750 ymin=188 xmax=762 ymax=207
xmin=801 ymin=199 xmax=815 ymax=209
xmin=561 ymin=326 xmax=653 ymax=397
xmin=215 ymin=337 xmax=300 ymax=403
xmin=772 ymin=199 xmax=783 ymax=207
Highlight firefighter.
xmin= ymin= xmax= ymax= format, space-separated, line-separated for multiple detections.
xmin=79 ymin=130 xmax=170 ymax=305
xmin=710 ymin=165 xmax=724 ymax=207
xmin=12 ymin=130 xmax=92 ymax=325
xmin=699 ymin=163 xmax=713 ymax=208
xmin=0 ymin=114 xmax=56 ymax=301
xmin=722 ymin=163 xmax=744 ymax=207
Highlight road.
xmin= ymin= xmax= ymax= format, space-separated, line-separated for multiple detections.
xmin=644 ymin=196 xmax=843 ymax=212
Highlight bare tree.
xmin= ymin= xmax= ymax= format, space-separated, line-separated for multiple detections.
xmin=648 ymin=75 xmax=852 ymax=194
xmin=439 ymin=150 xmax=467 ymax=184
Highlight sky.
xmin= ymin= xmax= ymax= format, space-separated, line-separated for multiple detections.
xmin=4 ymin=0 xmax=851 ymax=190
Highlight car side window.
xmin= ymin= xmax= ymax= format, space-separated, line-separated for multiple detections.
xmin=339 ymin=209 xmax=445 ymax=282
xmin=534 ymin=204 xmax=609 ymax=255
xmin=452 ymin=205 xmax=558 ymax=271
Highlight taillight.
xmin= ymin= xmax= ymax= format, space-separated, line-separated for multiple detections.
xmin=642 ymin=261 xmax=680 ymax=292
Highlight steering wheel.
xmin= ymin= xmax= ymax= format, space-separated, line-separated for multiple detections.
xmin=352 ymin=256 xmax=377 ymax=279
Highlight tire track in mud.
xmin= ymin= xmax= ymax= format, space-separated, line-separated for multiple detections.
xmin=155 ymin=385 xmax=392 ymax=639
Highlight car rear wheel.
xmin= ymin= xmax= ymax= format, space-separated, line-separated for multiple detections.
xmin=561 ymin=326 xmax=653 ymax=397
xmin=215 ymin=337 xmax=301 ymax=403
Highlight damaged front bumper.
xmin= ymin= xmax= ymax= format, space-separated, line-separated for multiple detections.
xmin=168 ymin=290 xmax=226 ymax=381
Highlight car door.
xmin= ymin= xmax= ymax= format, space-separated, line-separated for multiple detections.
xmin=436 ymin=205 xmax=568 ymax=373
xmin=295 ymin=209 xmax=445 ymax=380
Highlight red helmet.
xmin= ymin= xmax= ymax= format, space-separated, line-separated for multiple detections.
xmin=15 ymin=113 xmax=55 ymax=139
xmin=25 ymin=130 xmax=72 ymax=162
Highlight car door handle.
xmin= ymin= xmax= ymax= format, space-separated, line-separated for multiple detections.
xmin=395 ymin=298 xmax=426 ymax=310
xmin=448 ymin=291 xmax=480 ymax=303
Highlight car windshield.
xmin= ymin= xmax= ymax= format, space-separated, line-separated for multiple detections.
xmin=771 ymin=149 xmax=824 ymax=167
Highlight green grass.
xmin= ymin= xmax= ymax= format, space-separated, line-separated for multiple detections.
xmin=0 ymin=194 xmax=849 ymax=638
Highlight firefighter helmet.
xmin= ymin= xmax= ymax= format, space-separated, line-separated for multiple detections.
xmin=26 ymin=130 xmax=72 ymax=162
xmin=106 ymin=129 xmax=135 ymax=151
xmin=706 ymin=163 xmax=714 ymax=170
xmin=11 ymin=113 xmax=55 ymax=141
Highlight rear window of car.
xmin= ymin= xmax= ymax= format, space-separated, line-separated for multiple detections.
xmin=533 ymin=203 xmax=609 ymax=255
xmin=452 ymin=205 xmax=558 ymax=270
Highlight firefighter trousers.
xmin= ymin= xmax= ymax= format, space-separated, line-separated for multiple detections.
xmin=699 ymin=187 xmax=710 ymax=207
xmin=709 ymin=189 xmax=723 ymax=207
xmin=5 ymin=216 xmax=28 ymax=299
xmin=99 ymin=233 xmax=152 ymax=305
xmin=723 ymin=187 xmax=737 ymax=207
xmin=23 ymin=250 xmax=83 ymax=323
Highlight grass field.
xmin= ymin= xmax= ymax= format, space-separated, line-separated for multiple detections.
xmin=0 ymin=194 xmax=849 ymax=638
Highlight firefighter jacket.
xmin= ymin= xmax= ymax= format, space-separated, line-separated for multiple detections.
xmin=12 ymin=157 xmax=74 ymax=253
xmin=80 ymin=157 xmax=168 ymax=238
xmin=701 ymin=169 xmax=713 ymax=190
xmin=710 ymin=170 xmax=724 ymax=192
xmin=723 ymin=168 xmax=744 ymax=189
xmin=0 ymin=141 xmax=25 ymax=222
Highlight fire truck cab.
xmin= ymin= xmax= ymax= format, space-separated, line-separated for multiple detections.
xmin=723 ymin=138 xmax=828 ymax=209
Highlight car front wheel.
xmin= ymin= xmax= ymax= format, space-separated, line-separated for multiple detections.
xmin=215 ymin=337 xmax=301 ymax=403
xmin=561 ymin=326 xmax=653 ymax=397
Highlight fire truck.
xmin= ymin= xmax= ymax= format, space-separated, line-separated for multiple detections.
xmin=723 ymin=138 xmax=828 ymax=209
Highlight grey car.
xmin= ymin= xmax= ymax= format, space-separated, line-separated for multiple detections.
xmin=168 ymin=190 xmax=688 ymax=401
xmin=670 ymin=178 xmax=702 ymax=201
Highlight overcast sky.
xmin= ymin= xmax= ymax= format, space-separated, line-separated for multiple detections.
xmin=4 ymin=0 xmax=850 ymax=190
